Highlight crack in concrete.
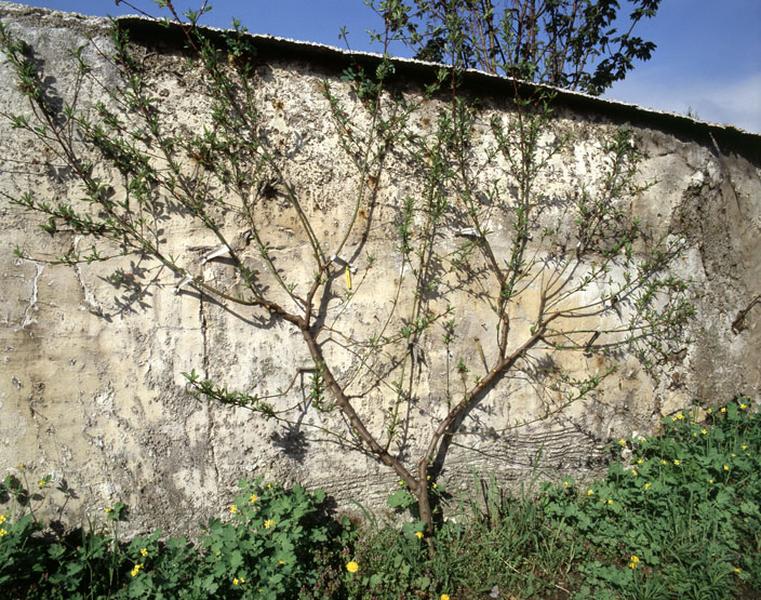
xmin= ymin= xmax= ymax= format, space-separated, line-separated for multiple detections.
xmin=72 ymin=237 xmax=106 ymax=317
xmin=197 ymin=289 xmax=220 ymax=491
xmin=19 ymin=261 xmax=44 ymax=330
xmin=73 ymin=263 xmax=106 ymax=317
xmin=199 ymin=294 xmax=209 ymax=380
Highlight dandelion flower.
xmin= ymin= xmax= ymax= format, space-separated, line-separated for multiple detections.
xmin=130 ymin=564 xmax=143 ymax=577
xmin=346 ymin=560 xmax=359 ymax=573
xmin=264 ymin=519 xmax=275 ymax=529
xmin=441 ymin=595 xmax=451 ymax=600
xmin=628 ymin=555 xmax=640 ymax=569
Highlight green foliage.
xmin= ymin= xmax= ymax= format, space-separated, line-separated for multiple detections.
xmin=0 ymin=479 xmax=351 ymax=599
xmin=542 ymin=396 xmax=760 ymax=599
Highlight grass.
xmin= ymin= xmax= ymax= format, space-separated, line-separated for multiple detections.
xmin=1 ymin=397 xmax=759 ymax=599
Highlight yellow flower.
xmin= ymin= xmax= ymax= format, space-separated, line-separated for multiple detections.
xmin=249 ymin=493 xmax=259 ymax=504
xmin=233 ymin=576 xmax=246 ymax=585
xmin=104 ymin=507 xmax=113 ymax=514
xmin=701 ymin=428 xmax=708 ymax=435
xmin=630 ymin=468 xmax=638 ymax=477
xmin=617 ymin=438 xmax=627 ymax=447
xmin=229 ymin=504 xmax=238 ymax=514
xmin=415 ymin=531 xmax=424 ymax=540
xmin=673 ymin=459 xmax=681 ymax=466
xmin=432 ymin=483 xmax=438 ymax=490
xmin=0 ymin=528 xmax=7 ymax=537
xmin=739 ymin=403 xmax=748 ymax=410
xmin=720 ymin=407 xmax=727 ymax=414
xmin=278 ymin=560 xmax=286 ymax=565
xmin=264 ymin=519 xmax=275 ymax=529
xmin=741 ymin=444 xmax=749 ymax=451
xmin=441 ymin=595 xmax=451 ymax=600
xmin=38 ymin=479 xmax=48 ymax=489
xmin=16 ymin=463 xmax=26 ymax=472
xmin=660 ymin=459 xmax=668 ymax=465
xmin=0 ymin=514 xmax=6 ymax=525
xmin=346 ymin=560 xmax=359 ymax=573
xmin=139 ymin=547 xmax=148 ymax=558
xmin=607 ymin=499 xmax=615 ymax=505
xmin=643 ymin=482 xmax=652 ymax=490
xmin=723 ymin=464 xmax=730 ymax=472
xmin=733 ymin=567 xmax=742 ymax=574
xmin=586 ymin=489 xmax=594 ymax=497
xmin=636 ymin=457 xmax=645 ymax=465
xmin=130 ymin=564 xmax=143 ymax=577
xmin=672 ymin=412 xmax=684 ymax=421
xmin=708 ymin=479 xmax=714 ymax=484
xmin=628 ymin=555 xmax=640 ymax=569
xmin=562 ymin=480 xmax=571 ymax=488
xmin=398 ymin=480 xmax=405 ymax=487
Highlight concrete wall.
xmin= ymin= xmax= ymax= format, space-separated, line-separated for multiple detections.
xmin=0 ymin=3 xmax=759 ymax=534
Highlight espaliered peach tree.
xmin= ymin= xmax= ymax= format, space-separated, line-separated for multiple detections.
xmin=0 ymin=1 xmax=691 ymax=534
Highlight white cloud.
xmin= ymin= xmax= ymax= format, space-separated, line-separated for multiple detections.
xmin=605 ymin=72 xmax=761 ymax=134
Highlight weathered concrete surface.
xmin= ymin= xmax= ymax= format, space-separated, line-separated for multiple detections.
xmin=0 ymin=3 xmax=759 ymax=535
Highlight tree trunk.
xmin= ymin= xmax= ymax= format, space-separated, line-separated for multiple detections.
xmin=416 ymin=464 xmax=434 ymax=532
xmin=416 ymin=489 xmax=434 ymax=537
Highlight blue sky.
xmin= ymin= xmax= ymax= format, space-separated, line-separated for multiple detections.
xmin=9 ymin=0 xmax=761 ymax=132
